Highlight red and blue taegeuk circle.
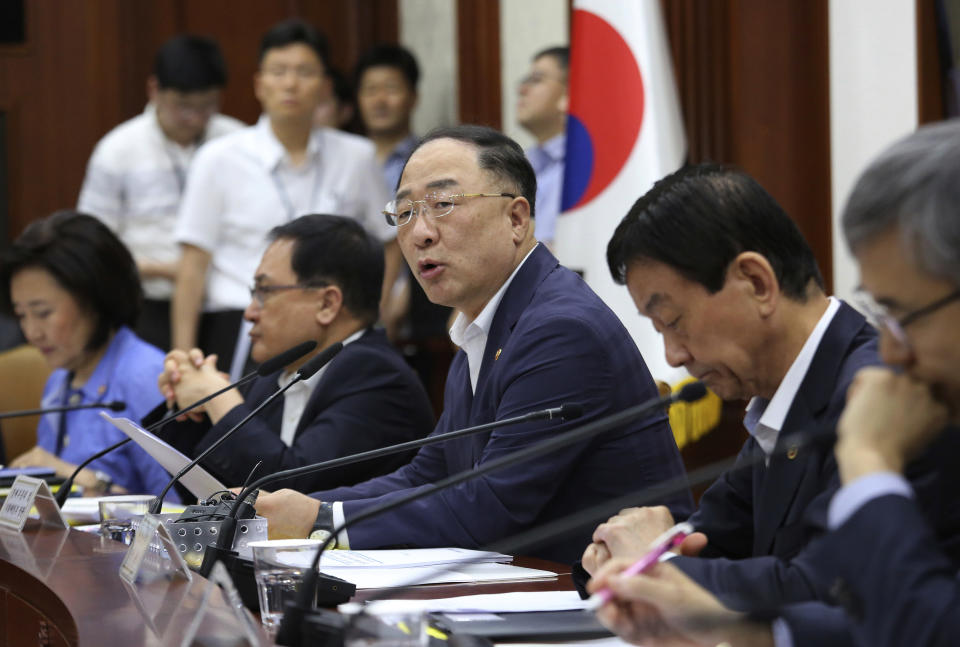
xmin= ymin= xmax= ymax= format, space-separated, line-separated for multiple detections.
xmin=561 ymin=9 xmax=645 ymax=211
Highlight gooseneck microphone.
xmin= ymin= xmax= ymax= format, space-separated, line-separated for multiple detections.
xmin=197 ymin=403 xmax=582 ymax=581
xmin=348 ymin=405 xmax=837 ymax=628
xmin=274 ymin=382 xmax=707 ymax=646
xmin=0 ymin=400 xmax=127 ymax=419
xmin=224 ymin=402 xmax=586 ymax=524
xmin=148 ymin=342 xmax=344 ymax=514
xmin=53 ymin=340 xmax=318 ymax=507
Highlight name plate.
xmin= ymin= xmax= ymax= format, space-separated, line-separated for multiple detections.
xmin=180 ymin=561 xmax=262 ymax=647
xmin=119 ymin=514 xmax=192 ymax=585
xmin=0 ymin=475 xmax=69 ymax=531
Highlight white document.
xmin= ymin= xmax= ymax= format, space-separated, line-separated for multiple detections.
xmin=318 ymin=547 xmax=511 ymax=569
xmin=101 ymin=413 xmax=226 ymax=499
xmin=328 ymin=562 xmax=556 ymax=590
xmin=498 ymin=639 xmax=632 ymax=647
xmin=345 ymin=590 xmax=587 ymax=614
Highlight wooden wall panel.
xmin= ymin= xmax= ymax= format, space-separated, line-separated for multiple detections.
xmin=0 ymin=0 xmax=398 ymax=240
xmin=662 ymin=0 xmax=833 ymax=292
xmin=917 ymin=0 xmax=945 ymax=124
xmin=457 ymin=0 xmax=501 ymax=129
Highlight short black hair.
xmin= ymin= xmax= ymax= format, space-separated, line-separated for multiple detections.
xmin=534 ymin=46 xmax=569 ymax=74
xmin=406 ymin=125 xmax=537 ymax=218
xmin=0 ymin=211 xmax=143 ymax=351
xmin=607 ymin=164 xmax=823 ymax=301
xmin=354 ymin=43 xmax=420 ymax=91
xmin=154 ymin=35 xmax=228 ymax=92
xmin=259 ymin=19 xmax=329 ymax=69
xmin=268 ymin=214 xmax=384 ymax=324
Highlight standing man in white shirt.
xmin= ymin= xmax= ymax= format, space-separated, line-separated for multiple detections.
xmin=516 ymin=46 xmax=568 ymax=249
xmin=78 ymin=35 xmax=244 ymax=351
xmin=172 ymin=19 xmax=398 ymax=374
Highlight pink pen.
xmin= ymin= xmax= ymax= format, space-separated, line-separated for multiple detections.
xmin=585 ymin=521 xmax=694 ymax=610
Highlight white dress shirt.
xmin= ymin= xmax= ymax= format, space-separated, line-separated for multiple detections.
xmin=448 ymin=244 xmax=540 ymax=393
xmin=78 ymin=104 xmax=244 ymax=299
xmin=175 ymin=115 xmax=393 ymax=312
xmin=275 ymin=330 xmax=365 ymax=446
xmin=744 ymin=297 xmax=841 ymax=461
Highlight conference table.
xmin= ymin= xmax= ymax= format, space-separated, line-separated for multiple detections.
xmin=0 ymin=522 xmax=575 ymax=646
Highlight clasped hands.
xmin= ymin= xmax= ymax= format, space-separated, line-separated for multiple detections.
xmin=157 ymin=348 xmax=241 ymax=424
xmin=582 ymin=505 xmax=708 ymax=576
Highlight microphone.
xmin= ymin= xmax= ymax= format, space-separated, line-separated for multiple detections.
xmin=274 ymin=383 xmax=706 ymax=646
xmin=192 ymin=401 xmax=584 ymax=611
xmin=0 ymin=400 xmax=127 ymax=419
xmin=223 ymin=401 xmax=586 ymax=523
xmin=53 ymin=340 xmax=318 ymax=507
xmin=327 ymin=398 xmax=833 ymax=647
xmin=149 ymin=341 xmax=344 ymax=514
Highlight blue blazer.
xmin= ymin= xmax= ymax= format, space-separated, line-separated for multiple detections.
xmin=774 ymin=488 xmax=960 ymax=647
xmin=156 ymin=328 xmax=435 ymax=492
xmin=672 ymin=302 xmax=881 ymax=609
xmin=314 ymin=245 xmax=694 ymax=563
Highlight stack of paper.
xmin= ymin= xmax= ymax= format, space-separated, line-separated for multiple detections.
xmin=279 ymin=548 xmax=557 ymax=590
xmin=319 ymin=547 xmax=510 ymax=569
xmin=345 ymin=590 xmax=589 ymax=614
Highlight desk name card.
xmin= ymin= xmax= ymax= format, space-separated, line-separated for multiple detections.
xmin=119 ymin=514 xmax=192 ymax=584
xmin=0 ymin=475 xmax=68 ymax=531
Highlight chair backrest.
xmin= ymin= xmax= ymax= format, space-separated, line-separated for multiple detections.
xmin=0 ymin=345 xmax=52 ymax=462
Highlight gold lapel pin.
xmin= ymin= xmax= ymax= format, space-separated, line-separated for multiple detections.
xmin=786 ymin=446 xmax=799 ymax=460
xmin=494 ymin=348 xmax=502 ymax=361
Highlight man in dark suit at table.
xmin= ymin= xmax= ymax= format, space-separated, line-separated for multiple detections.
xmin=154 ymin=214 xmax=435 ymax=493
xmin=587 ymin=121 xmax=960 ymax=647
xmin=254 ymin=125 xmax=693 ymax=563
xmin=582 ymin=164 xmax=881 ymax=609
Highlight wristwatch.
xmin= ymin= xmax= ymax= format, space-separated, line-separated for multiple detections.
xmin=309 ymin=502 xmax=337 ymax=548
xmin=92 ymin=470 xmax=114 ymax=495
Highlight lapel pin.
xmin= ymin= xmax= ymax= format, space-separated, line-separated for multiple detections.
xmin=97 ymin=385 xmax=106 ymax=396
xmin=494 ymin=348 xmax=502 ymax=361
xmin=786 ymin=446 xmax=799 ymax=460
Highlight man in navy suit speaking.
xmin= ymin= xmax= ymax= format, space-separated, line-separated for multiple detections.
xmin=254 ymin=125 xmax=692 ymax=562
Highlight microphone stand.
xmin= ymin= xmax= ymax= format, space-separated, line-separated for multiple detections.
xmin=0 ymin=401 xmax=126 ymax=419
xmin=196 ymin=403 xmax=583 ymax=604
xmin=275 ymin=383 xmax=707 ymax=646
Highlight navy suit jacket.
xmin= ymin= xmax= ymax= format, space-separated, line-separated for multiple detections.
xmin=779 ymin=491 xmax=960 ymax=647
xmin=314 ymin=245 xmax=694 ymax=563
xmin=672 ymin=302 xmax=881 ymax=609
xmin=157 ymin=329 xmax=435 ymax=492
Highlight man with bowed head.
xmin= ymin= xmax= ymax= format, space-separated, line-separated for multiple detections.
xmin=581 ymin=165 xmax=889 ymax=610
xmin=589 ymin=120 xmax=960 ymax=647
xmin=253 ymin=125 xmax=692 ymax=562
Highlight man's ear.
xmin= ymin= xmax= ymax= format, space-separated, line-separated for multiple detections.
xmin=730 ymin=251 xmax=780 ymax=317
xmin=509 ymin=196 xmax=532 ymax=244
xmin=315 ymin=285 xmax=344 ymax=326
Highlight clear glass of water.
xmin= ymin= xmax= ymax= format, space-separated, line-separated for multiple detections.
xmin=249 ymin=539 xmax=323 ymax=638
xmin=98 ymin=494 xmax=154 ymax=545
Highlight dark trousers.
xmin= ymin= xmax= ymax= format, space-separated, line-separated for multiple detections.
xmin=197 ymin=310 xmax=247 ymax=374
xmin=135 ymin=298 xmax=172 ymax=352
